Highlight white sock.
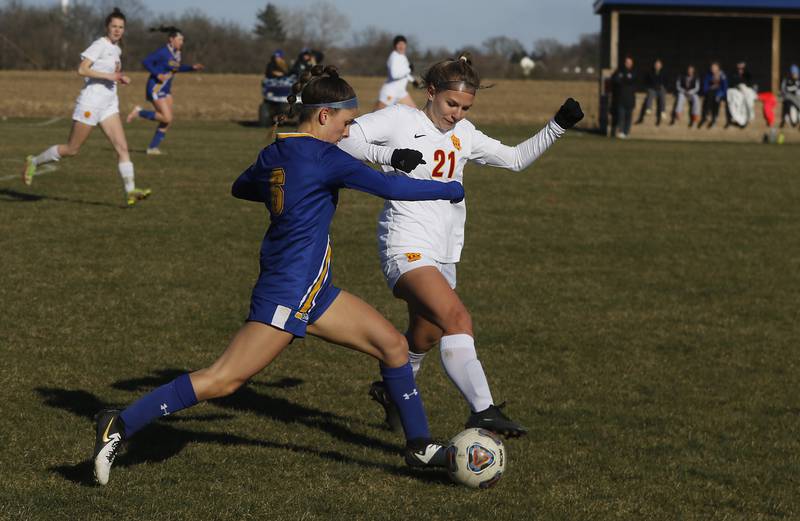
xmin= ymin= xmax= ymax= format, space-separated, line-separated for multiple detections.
xmin=33 ymin=145 xmax=61 ymax=166
xmin=439 ymin=333 xmax=494 ymax=413
xmin=118 ymin=161 xmax=135 ymax=193
xmin=408 ymin=350 xmax=428 ymax=378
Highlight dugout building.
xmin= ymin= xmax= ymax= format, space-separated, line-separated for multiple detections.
xmin=594 ymin=0 xmax=800 ymax=132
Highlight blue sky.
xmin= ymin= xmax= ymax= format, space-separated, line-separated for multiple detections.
xmin=27 ymin=0 xmax=599 ymax=50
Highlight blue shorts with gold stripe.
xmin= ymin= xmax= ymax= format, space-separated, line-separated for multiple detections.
xmin=247 ymin=240 xmax=339 ymax=337
xmin=146 ymin=77 xmax=172 ymax=102
xmin=247 ymin=283 xmax=340 ymax=338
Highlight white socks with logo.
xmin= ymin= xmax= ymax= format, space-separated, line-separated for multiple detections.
xmin=439 ymin=333 xmax=494 ymax=413
xmin=408 ymin=350 xmax=427 ymax=378
xmin=33 ymin=145 xmax=61 ymax=166
xmin=118 ymin=161 xmax=135 ymax=193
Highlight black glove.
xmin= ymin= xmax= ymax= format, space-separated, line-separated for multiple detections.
xmin=391 ymin=148 xmax=426 ymax=173
xmin=409 ymin=62 xmax=414 ymax=73
xmin=554 ymin=97 xmax=584 ymax=129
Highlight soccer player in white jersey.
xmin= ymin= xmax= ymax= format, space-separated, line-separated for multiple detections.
xmin=375 ymin=35 xmax=417 ymax=110
xmin=22 ymin=8 xmax=150 ymax=207
xmin=339 ymin=54 xmax=584 ymax=437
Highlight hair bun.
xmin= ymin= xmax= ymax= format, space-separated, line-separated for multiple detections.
xmin=323 ymin=65 xmax=339 ymax=79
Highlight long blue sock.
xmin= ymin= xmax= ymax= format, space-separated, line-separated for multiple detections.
xmin=380 ymin=363 xmax=431 ymax=442
xmin=139 ymin=110 xmax=156 ymax=120
xmin=119 ymin=373 xmax=198 ymax=437
xmin=148 ymin=129 xmax=167 ymax=150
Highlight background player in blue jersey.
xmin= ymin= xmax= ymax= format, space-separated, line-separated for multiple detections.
xmin=126 ymin=25 xmax=204 ymax=155
xmin=92 ymin=66 xmax=465 ymax=486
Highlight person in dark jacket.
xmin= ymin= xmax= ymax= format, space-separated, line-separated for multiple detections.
xmin=636 ymin=58 xmax=667 ymax=125
xmin=780 ymin=64 xmax=800 ymax=128
xmin=264 ymin=49 xmax=289 ymax=79
xmin=672 ymin=64 xmax=701 ymax=126
xmin=699 ymin=62 xmax=727 ymax=129
xmin=611 ymin=55 xmax=636 ymax=138
xmin=289 ymin=48 xmax=324 ymax=76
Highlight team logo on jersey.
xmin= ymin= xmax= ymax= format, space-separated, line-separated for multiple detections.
xmin=294 ymin=311 xmax=310 ymax=322
xmin=451 ymin=134 xmax=462 ymax=151
xmin=405 ymin=252 xmax=422 ymax=262
xmin=84 ymin=111 xmax=92 ymax=118
xmin=168 ymin=60 xmax=180 ymax=68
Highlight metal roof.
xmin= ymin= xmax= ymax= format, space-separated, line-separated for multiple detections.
xmin=594 ymin=0 xmax=800 ymax=13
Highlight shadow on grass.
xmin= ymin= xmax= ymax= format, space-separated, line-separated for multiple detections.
xmin=0 ymin=188 xmax=121 ymax=208
xmin=37 ymin=380 xmax=450 ymax=487
xmin=50 ymin=421 xmax=452 ymax=487
xmin=110 ymin=368 xmax=399 ymax=455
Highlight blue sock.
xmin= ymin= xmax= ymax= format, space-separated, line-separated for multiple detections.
xmin=148 ymin=129 xmax=166 ymax=150
xmin=119 ymin=373 xmax=198 ymax=437
xmin=380 ymin=363 xmax=431 ymax=442
xmin=139 ymin=110 xmax=156 ymax=120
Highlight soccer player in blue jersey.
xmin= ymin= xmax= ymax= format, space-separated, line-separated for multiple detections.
xmin=126 ymin=25 xmax=203 ymax=155
xmin=92 ymin=65 xmax=465 ymax=486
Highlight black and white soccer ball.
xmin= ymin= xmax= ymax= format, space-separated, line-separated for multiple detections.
xmin=446 ymin=428 xmax=506 ymax=489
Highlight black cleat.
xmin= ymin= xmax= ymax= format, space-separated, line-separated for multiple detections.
xmin=404 ymin=438 xmax=448 ymax=468
xmin=93 ymin=409 xmax=124 ymax=485
xmin=465 ymin=402 xmax=527 ymax=438
xmin=368 ymin=381 xmax=403 ymax=433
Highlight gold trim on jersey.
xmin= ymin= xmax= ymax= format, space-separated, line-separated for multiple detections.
xmin=276 ymin=132 xmax=315 ymax=139
xmin=298 ymin=241 xmax=332 ymax=313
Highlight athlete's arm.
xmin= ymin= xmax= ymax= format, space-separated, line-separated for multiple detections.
xmin=473 ymin=98 xmax=583 ymax=172
xmin=77 ymin=58 xmax=118 ymax=82
xmin=470 ymin=120 xmax=564 ymax=172
xmin=325 ymin=148 xmax=463 ymax=202
xmin=141 ymin=49 xmax=162 ymax=75
xmin=338 ymin=125 xmax=425 ymax=173
xmin=337 ymin=124 xmax=394 ymax=164
xmin=231 ymin=163 xmax=268 ymax=203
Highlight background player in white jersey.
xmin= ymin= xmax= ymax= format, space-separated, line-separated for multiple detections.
xmin=375 ymin=35 xmax=418 ymax=110
xmin=339 ymin=54 xmax=584 ymax=437
xmin=21 ymin=8 xmax=150 ymax=207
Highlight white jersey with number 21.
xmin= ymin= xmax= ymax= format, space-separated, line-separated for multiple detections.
xmin=339 ymin=104 xmax=565 ymax=264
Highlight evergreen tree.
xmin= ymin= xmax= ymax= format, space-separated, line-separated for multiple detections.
xmin=254 ymin=3 xmax=286 ymax=41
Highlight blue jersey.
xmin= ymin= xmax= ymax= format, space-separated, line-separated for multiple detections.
xmin=233 ymin=132 xmax=463 ymax=336
xmin=142 ymin=45 xmax=194 ymax=100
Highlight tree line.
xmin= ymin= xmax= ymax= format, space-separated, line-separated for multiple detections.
xmin=0 ymin=0 xmax=599 ymax=79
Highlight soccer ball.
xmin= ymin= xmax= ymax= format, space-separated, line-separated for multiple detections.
xmin=446 ymin=428 xmax=506 ymax=489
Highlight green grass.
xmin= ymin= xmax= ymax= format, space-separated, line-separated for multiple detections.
xmin=1 ymin=119 xmax=798 ymax=520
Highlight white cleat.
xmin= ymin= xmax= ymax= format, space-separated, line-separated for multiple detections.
xmin=93 ymin=409 xmax=124 ymax=485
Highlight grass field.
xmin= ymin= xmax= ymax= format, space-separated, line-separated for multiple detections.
xmin=1 ymin=117 xmax=798 ymax=520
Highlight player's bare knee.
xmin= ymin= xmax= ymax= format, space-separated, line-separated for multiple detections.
xmin=443 ymin=307 xmax=473 ymax=335
xmin=380 ymin=332 xmax=409 ymax=366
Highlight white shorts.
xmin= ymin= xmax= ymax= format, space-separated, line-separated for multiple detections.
xmin=381 ymin=252 xmax=457 ymax=290
xmin=378 ymin=81 xmax=409 ymax=106
xmin=72 ymin=99 xmax=119 ymax=126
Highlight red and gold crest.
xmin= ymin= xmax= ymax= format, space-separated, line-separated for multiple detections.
xmin=451 ymin=134 xmax=461 ymax=151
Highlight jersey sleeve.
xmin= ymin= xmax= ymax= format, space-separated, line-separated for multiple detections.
xmin=337 ymin=124 xmax=394 ymax=166
xmin=231 ymin=158 xmax=270 ymax=203
xmin=178 ymin=64 xmax=195 ymax=73
xmin=80 ymin=40 xmax=105 ymax=63
xmin=469 ymin=119 xmax=565 ymax=172
xmin=142 ymin=48 xmax=164 ymax=75
xmin=322 ymin=146 xmax=462 ymax=202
